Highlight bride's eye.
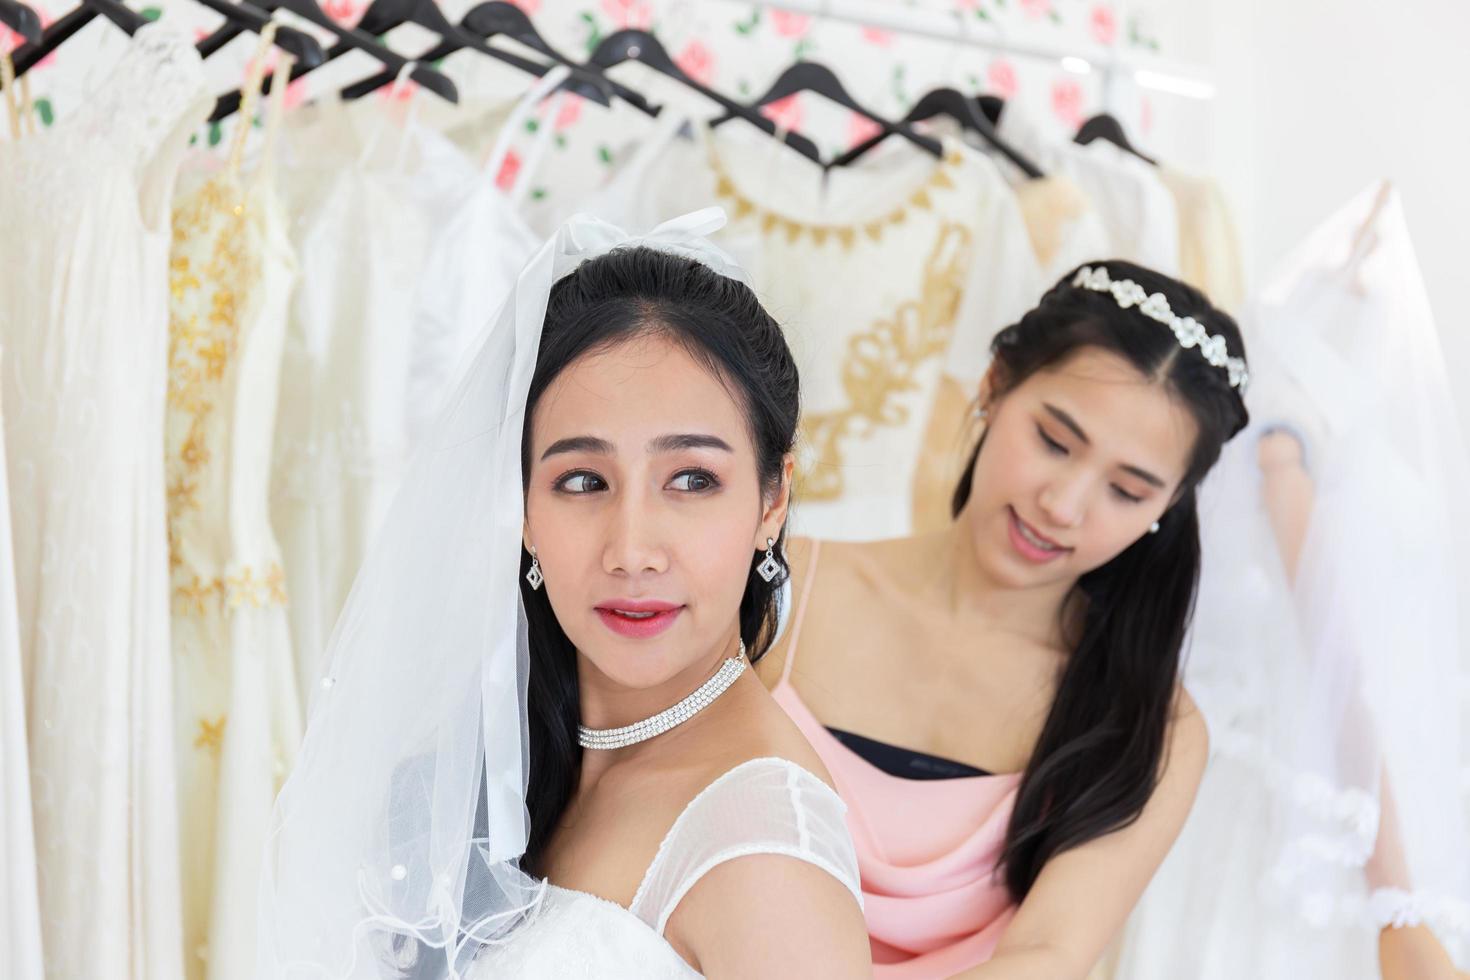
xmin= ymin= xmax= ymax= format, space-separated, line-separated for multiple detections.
xmin=668 ymin=469 xmax=721 ymax=493
xmin=554 ymin=471 xmax=607 ymax=494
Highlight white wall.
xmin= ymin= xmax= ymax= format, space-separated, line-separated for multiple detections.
xmin=1192 ymin=0 xmax=1470 ymax=435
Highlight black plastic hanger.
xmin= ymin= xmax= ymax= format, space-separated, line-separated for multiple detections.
xmin=1074 ymin=112 xmax=1156 ymax=166
xmin=211 ymin=0 xmax=561 ymax=121
xmin=0 ymin=0 xmax=43 ymax=46
xmin=712 ymin=60 xmax=941 ymax=166
xmin=975 ymin=94 xmax=1003 ymax=125
xmin=590 ymin=28 xmax=820 ymax=164
xmin=458 ymin=1 xmax=646 ymax=110
xmin=194 ymin=0 xmax=456 ymax=116
xmin=195 ymin=0 xmax=324 ymax=70
xmin=829 ymin=86 xmax=1042 ymax=177
xmin=11 ymin=0 xmax=152 ymax=76
xmin=337 ymin=0 xmax=632 ymax=112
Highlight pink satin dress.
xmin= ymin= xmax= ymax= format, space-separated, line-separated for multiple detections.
xmin=772 ymin=540 xmax=1023 ymax=977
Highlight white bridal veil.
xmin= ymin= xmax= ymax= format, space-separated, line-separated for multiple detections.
xmin=257 ymin=208 xmax=747 ymax=979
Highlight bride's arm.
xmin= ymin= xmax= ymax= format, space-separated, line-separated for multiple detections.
xmin=666 ymin=853 xmax=873 ymax=978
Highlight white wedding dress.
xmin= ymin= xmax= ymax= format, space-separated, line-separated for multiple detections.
xmin=0 ymin=348 xmax=42 ymax=980
xmin=166 ymin=39 xmax=302 ymax=980
xmin=0 ymin=24 xmax=210 ymax=980
xmin=469 ymin=757 xmax=863 ymax=978
xmin=273 ymin=75 xmax=552 ymax=699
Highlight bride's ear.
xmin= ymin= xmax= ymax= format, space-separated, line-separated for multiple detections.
xmin=755 ymin=455 xmax=796 ymax=549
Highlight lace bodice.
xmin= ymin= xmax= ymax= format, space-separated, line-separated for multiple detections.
xmin=469 ymin=757 xmax=862 ymax=978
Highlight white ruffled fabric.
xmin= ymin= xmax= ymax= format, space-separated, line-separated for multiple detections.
xmin=1117 ymin=183 xmax=1470 ymax=978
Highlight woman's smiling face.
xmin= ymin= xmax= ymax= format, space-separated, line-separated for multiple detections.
xmin=961 ymin=346 xmax=1200 ymax=590
xmin=524 ymin=331 xmax=788 ymax=690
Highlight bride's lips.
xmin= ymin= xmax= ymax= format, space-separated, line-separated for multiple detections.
xmin=595 ymin=599 xmax=684 ymax=639
xmin=1007 ymin=506 xmax=1073 ymax=564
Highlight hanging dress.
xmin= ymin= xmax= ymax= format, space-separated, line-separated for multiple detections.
xmin=1115 ymin=183 xmax=1470 ymax=977
xmin=997 ymin=109 xmax=1180 ymax=275
xmin=0 ymin=48 xmax=45 ymax=980
xmin=0 ymin=342 xmax=43 ymax=980
xmin=165 ymin=32 xmax=302 ymax=980
xmin=626 ymin=121 xmax=1042 ymax=542
xmin=0 ymin=24 xmax=211 ymax=980
xmin=405 ymin=68 xmax=566 ymax=449
xmin=923 ymin=115 xmax=1111 ymax=284
xmin=272 ymin=70 xmax=559 ymax=701
xmin=1158 ymin=166 xmax=1246 ymax=312
xmin=272 ymin=77 xmax=449 ymax=698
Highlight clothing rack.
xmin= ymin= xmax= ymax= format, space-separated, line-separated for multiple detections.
xmin=744 ymin=0 xmax=1216 ymax=108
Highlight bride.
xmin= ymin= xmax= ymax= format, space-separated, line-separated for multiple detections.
xmin=256 ymin=210 xmax=871 ymax=979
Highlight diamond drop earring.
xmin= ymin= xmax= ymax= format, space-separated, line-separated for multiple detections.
xmin=757 ymin=537 xmax=781 ymax=583
xmin=525 ymin=545 xmax=543 ymax=590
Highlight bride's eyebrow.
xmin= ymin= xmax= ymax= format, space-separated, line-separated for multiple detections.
xmin=540 ymin=433 xmax=734 ymax=461
xmin=647 ymin=433 xmax=734 ymax=454
xmin=540 ymin=435 xmax=614 ymax=461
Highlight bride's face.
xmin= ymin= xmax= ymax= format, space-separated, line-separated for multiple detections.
xmin=524 ymin=331 xmax=786 ymax=689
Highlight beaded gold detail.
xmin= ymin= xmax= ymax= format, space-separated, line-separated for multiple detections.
xmin=796 ymin=223 xmax=973 ymax=502
xmin=710 ymin=145 xmax=964 ymax=250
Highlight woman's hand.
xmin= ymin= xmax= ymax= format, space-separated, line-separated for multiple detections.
xmin=1379 ymin=924 xmax=1466 ymax=980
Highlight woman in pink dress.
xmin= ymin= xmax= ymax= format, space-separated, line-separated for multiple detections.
xmin=757 ymin=261 xmax=1250 ymax=978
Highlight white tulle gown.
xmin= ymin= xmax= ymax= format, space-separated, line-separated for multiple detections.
xmin=1116 ymin=182 xmax=1470 ymax=977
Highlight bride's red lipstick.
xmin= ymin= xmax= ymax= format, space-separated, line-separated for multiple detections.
xmin=595 ymin=599 xmax=683 ymax=639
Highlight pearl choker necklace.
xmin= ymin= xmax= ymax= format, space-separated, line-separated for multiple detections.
xmin=578 ymin=644 xmax=747 ymax=750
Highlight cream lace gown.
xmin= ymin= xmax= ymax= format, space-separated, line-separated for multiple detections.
xmin=0 ymin=25 xmax=210 ymax=980
xmin=469 ymin=758 xmax=863 ymax=978
xmin=165 ymin=35 xmax=302 ymax=980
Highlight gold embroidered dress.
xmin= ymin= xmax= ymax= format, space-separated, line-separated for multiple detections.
xmin=164 ymin=34 xmax=301 ymax=980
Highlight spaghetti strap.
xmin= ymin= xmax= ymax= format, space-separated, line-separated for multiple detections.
xmin=258 ymin=46 xmax=293 ymax=177
xmin=226 ymin=22 xmax=280 ymax=176
xmin=780 ymin=539 xmax=823 ymax=686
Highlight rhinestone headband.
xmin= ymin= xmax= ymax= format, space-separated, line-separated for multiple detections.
xmin=1072 ymin=266 xmax=1249 ymax=393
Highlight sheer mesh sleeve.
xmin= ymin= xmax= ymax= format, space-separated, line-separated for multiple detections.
xmin=629 ymin=757 xmax=862 ymax=935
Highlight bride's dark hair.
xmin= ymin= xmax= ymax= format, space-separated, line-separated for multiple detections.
xmin=950 ymin=261 xmax=1249 ymax=901
xmin=516 ymin=246 xmax=801 ymax=872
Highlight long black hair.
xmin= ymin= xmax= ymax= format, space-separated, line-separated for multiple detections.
xmin=951 ymin=261 xmax=1250 ymax=901
xmin=516 ymin=246 xmax=800 ymax=873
